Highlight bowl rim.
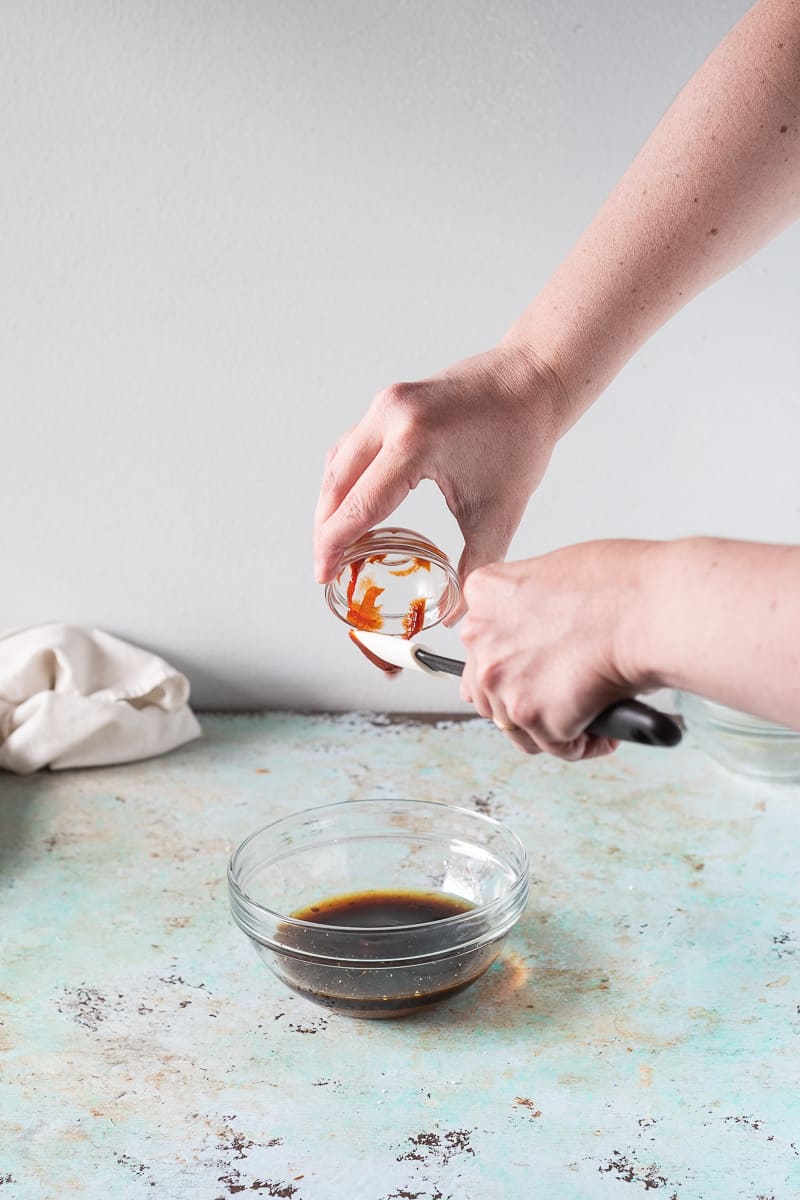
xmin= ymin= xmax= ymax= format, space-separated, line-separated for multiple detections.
xmin=675 ymin=690 xmax=800 ymax=737
xmin=227 ymin=796 xmax=529 ymax=935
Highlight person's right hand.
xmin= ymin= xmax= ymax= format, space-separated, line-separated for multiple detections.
xmin=313 ymin=342 xmax=571 ymax=599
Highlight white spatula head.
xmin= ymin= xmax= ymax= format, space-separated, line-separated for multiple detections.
xmin=349 ymin=630 xmax=443 ymax=677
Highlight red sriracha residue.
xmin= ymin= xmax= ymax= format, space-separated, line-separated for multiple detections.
xmin=388 ymin=556 xmax=431 ymax=578
xmin=346 ymin=559 xmax=385 ymax=632
xmin=347 ymin=581 xmax=385 ymax=632
xmin=344 ymin=555 xmax=430 ymax=659
xmin=402 ymin=597 xmax=427 ymax=639
xmin=349 ymin=630 xmax=401 ymax=675
xmin=346 ymin=559 xmax=365 ymax=609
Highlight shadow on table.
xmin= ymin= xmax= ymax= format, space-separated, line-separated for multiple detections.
xmin=0 ymin=771 xmax=50 ymax=880
xmin=390 ymin=904 xmax=607 ymax=1039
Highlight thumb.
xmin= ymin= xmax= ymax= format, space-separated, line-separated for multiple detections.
xmin=443 ymin=525 xmax=514 ymax=627
xmin=457 ymin=529 xmax=511 ymax=580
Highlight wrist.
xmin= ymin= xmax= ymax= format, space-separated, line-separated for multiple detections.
xmin=500 ymin=299 xmax=619 ymax=439
xmin=495 ymin=333 xmax=575 ymax=443
xmin=615 ymin=539 xmax=677 ymax=693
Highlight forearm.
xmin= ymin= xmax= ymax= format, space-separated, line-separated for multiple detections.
xmin=506 ymin=0 xmax=800 ymax=428
xmin=637 ymin=538 xmax=800 ymax=728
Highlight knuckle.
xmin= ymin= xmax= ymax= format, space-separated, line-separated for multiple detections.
xmin=391 ymin=422 xmax=421 ymax=460
xmin=339 ymin=489 xmax=371 ymax=526
xmin=375 ymin=380 xmax=416 ymax=412
xmin=507 ymin=698 xmax=535 ymax=731
xmin=475 ymin=661 xmax=501 ymax=692
xmin=548 ymin=712 xmax=581 ymax=745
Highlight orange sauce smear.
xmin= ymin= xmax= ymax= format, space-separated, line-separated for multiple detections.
xmin=346 ymin=560 xmax=385 ymax=632
xmin=388 ymin=557 xmax=431 ymax=578
xmin=344 ymin=556 xmax=431 ymax=668
xmin=403 ymin=597 xmax=427 ymax=639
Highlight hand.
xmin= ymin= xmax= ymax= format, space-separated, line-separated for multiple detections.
xmin=460 ymin=541 xmax=658 ymax=760
xmin=313 ymin=343 xmax=570 ymax=596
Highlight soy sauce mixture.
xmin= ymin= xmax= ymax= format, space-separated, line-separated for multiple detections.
xmin=292 ymin=888 xmax=474 ymax=927
xmin=278 ymin=888 xmax=484 ymax=1016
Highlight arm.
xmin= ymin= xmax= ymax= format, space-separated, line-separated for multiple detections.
xmin=643 ymin=538 xmax=800 ymax=722
xmin=505 ymin=0 xmax=800 ymax=425
xmin=460 ymin=538 xmax=800 ymax=760
xmin=314 ymin=0 xmax=800 ymax=584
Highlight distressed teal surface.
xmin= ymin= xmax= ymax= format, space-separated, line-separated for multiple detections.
xmin=1 ymin=712 xmax=800 ymax=1199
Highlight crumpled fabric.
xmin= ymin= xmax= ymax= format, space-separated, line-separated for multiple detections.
xmin=0 ymin=624 xmax=201 ymax=774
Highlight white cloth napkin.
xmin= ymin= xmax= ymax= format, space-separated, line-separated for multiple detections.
xmin=0 ymin=624 xmax=201 ymax=774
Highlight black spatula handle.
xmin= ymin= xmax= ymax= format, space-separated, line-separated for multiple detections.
xmin=586 ymin=698 xmax=682 ymax=746
xmin=413 ymin=648 xmax=682 ymax=747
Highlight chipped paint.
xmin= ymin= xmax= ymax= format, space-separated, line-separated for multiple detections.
xmin=1 ymin=712 xmax=800 ymax=1197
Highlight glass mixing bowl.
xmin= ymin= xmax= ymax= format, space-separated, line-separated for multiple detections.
xmin=228 ymin=799 xmax=529 ymax=1019
xmin=676 ymin=691 xmax=800 ymax=782
xmin=324 ymin=527 xmax=462 ymax=637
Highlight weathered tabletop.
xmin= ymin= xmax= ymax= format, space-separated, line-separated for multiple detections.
xmin=2 ymin=712 xmax=799 ymax=1199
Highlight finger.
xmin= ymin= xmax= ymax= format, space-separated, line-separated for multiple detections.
xmin=486 ymin=694 xmax=516 ymax=734
xmin=580 ymin=736 xmax=620 ymax=760
xmin=535 ymin=735 xmax=617 ymax=761
xmin=489 ymin=701 xmax=541 ymax=757
xmin=314 ymin=445 xmax=417 ymax=583
xmin=460 ymin=663 xmax=489 ymax=716
xmin=459 ymin=662 xmax=537 ymax=754
xmin=444 ymin=524 xmax=516 ymax=627
xmin=501 ymin=726 xmax=541 ymax=755
xmin=314 ymin=426 xmax=381 ymax=535
xmin=535 ymin=733 xmax=590 ymax=762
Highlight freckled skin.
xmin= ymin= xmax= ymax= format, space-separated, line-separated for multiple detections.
xmin=316 ymin=0 xmax=800 ymax=754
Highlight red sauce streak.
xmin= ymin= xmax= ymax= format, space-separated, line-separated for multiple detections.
xmin=344 ymin=555 xmax=430 ymax=665
xmin=346 ymin=559 xmax=365 ymax=608
xmin=346 ymin=559 xmax=385 ymax=631
xmin=403 ymin=597 xmax=427 ymax=639
xmin=388 ymin=556 xmax=431 ymax=578
xmin=347 ymin=582 xmax=384 ymax=631
xmin=348 ymin=630 xmax=401 ymax=675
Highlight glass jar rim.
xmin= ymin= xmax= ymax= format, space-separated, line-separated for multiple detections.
xmin=334 ymin=526 xmax=454 ymax=566
xmin=324 ymin=526 xmax=462 ymax=632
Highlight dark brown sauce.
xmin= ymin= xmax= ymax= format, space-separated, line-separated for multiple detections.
xmin=292 ymin=888 xmax=474 ymax=927
xmin=274 ymin=888 xmax=499 ymax=1018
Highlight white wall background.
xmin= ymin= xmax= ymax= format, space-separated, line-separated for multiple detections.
xmin=1 ymin=0 xmax=797 ymax=712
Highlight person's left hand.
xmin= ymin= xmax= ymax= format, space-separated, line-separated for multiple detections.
xmin=460 ymin=540 xmax=660 ymax=760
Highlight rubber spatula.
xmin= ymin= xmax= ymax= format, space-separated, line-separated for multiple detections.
xmin=350 ymin=629 xmax=682 ymax=748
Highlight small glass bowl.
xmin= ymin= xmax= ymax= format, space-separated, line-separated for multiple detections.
xmin=228 ymin=798 xmax=529 ymax=1019
xmin=676 ymin=691 xmax=800 ymax=782
xmin=324 ymin=527 xmax=462 ymax=636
